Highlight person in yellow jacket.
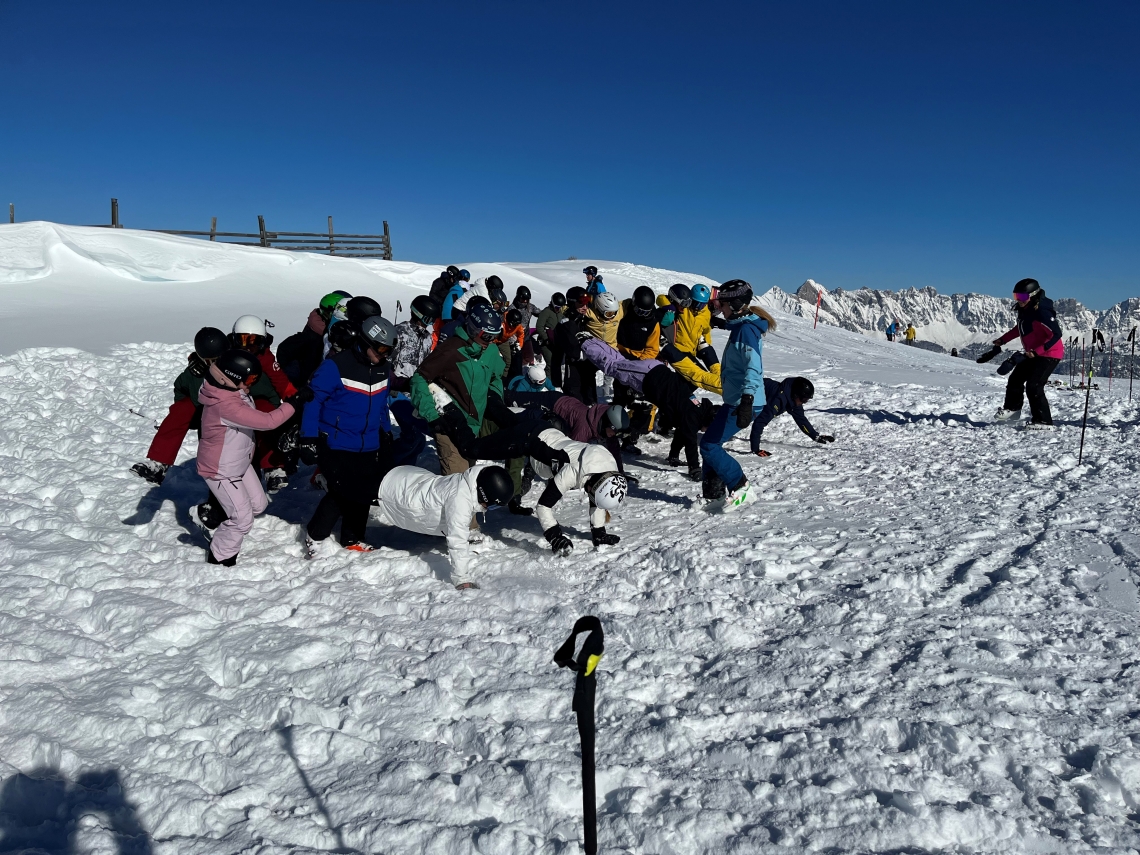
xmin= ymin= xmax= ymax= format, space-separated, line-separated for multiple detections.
xmin=673 ymin=283 xmax=718 ymax=367
xmin=905 ymin=323 xmax=917 ymax=345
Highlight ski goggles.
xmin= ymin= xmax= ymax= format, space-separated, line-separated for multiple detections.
xmin=1013 ymin=292 xmax=1032 ymax=305
xmin=602 ymin=310 xmax=618 ymax=321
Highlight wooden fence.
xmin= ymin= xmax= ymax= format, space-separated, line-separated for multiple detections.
xmin=7 ymin=198 xmax=393 ymax=259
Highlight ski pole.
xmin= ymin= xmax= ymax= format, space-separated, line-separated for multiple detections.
xmin=395 ymin=299 xmax=403 ymax=322
xmin=554 ymin=616 xmax=605 ymax=855
xmin=1079 ymin=361 xmax=1093 ymax=464
xmin=1129 ymin=328 xmax=1136 ymax=403
xmin=1109 ymin=336 xmax=1114 ymax=392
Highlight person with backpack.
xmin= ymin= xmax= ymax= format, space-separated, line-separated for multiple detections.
xmin=196 ymin=350 xmax=297 ymax=565
xmin=749 ymin=377 xmax=835 ymax=457
xmin=992 ymin=278 xmax=1065 ymax=428
xmin=428 ymin=265 xmax=463 ymax=306
xmin=276 ymin=291 xmax=353 ymax=387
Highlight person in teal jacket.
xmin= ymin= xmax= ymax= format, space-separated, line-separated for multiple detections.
xmin=699 ymin=279 xmax=774 ymax=510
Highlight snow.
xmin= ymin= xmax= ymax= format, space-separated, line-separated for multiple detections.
xmin=2 ymin=225 xmax=1140 ymax=853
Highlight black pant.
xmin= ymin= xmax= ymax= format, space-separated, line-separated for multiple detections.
xmin=1004 ymin=356 xmax=1060 ymax=424
xmin=563 ymin=360 xmax=598 ymax=404
xmin=307 ymin=442 xmax=390 ymax=545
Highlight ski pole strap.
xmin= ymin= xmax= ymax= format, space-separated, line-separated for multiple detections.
xmin=554 ymin=616 xmax=605 ymax=677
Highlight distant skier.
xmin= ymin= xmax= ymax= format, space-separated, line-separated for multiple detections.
xmin=992 ymin=278 xmax=1065 ymax=428
xmin=196 ymin=350 xmax=296 ymax=565
xmin=905 ymin=324 xmax=917 ymax=345
xmin=885 ymin=320 xmax=898 ymax=342
xmin=373 ymin=464 xmax=514 ymax=590
xmin=583 ymin=265 xmax=605 ymax=296
xmin=749 ymin=377 xmax=835 ymax=457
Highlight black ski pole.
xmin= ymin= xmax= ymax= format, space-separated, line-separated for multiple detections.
xmin=1129 ymin=328 xmax=1136 ymax=403
xmin=1079 ymin=361 xmax=1093 ymax=464
xmin=554 ymin=616 xmax=605 ymax=855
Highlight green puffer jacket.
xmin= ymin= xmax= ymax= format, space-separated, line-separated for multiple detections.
xmin=534 ymin=305 xmax=563 ymax=346
xmin=410 ymin=327 xmax=506 ymax=433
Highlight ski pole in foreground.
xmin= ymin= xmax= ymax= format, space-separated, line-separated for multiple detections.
xmin=1079 ymin=362 xmax=1094 ymax=464
xmin=554 ymin=616 xmax=605 ymax=855
xmin=1129 ymin=328 xmax=1136 ymax=403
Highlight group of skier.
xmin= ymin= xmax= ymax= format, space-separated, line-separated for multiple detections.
xmin=131 ymin=265 xmax=837 ymax=588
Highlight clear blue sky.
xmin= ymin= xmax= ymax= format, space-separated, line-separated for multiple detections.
xmin=2 ymin=1 xmax=1138 ymax=307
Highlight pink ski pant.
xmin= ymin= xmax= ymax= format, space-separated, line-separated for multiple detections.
xmin=206 ymin=466 xmax=268 ymax=562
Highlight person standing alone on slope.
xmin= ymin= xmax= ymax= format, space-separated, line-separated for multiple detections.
xmin=992 ymin=278 xmax=1065 ymax=428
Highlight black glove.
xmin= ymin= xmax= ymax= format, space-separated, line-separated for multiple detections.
xmin=286 ymin=386 xmax=314 ymax=406
xmin=592 ymin=527 xmax=620 ymax=546
xmin=976 ymin=345 xmax=1002 ymax=364
xmin=298 ymin=437 xmax=319 ymax=466
xmin=696 ymin=344 xmax=719 ymax=367
xmin=815 ymin=435 xmax=835 ymax=444
xmin=510 ymin=339 xmax=522 ymax=353
xmin=277 ymin=423 xmax=300 ymax=454
xmin=544 ymin=525 xmax=573 ymax=556
xmin=508 ymin=496 xmax=533 ymax=516
xmin=575 ymin=329 xmax=594 ymax=343
xmin=736 ymin=395 xmax=754 ymax=429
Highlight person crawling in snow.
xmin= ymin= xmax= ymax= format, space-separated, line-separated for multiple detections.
xmin=750 ymin=377 xmax=835 ymax=457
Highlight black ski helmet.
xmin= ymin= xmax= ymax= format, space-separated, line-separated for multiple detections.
xmin=488 ymin=288 xmax=509 ymax=310
xmin=466 ymin=303 xmax=503 ymax=340
xmin=476 ymin=465 xmax=514 ymax=507
xmin=346 ymin=296 xmax=382 ymax=328
xmin=216 ymin=349 xmax=261 ymax=386
xmin=466 ymin=295 xmax=492 ymax=311
xmin=515 ymin=285 xmax=532 ymax=303
xmin=632 ymin=286 xmax=656 ymax=318
xmin=360 ymin=315 xmax=397 ymax=351
xmin=1013 ymin=278 xmax=1041 ymax=297
xmin=485 ymin=274 xmax=504 ymax=290
xmin=583 ymin=265 xmax=598 ymax=277
xmin=605 ymin=405 xmax=631 ymax=433
xmin=543 ymin=412 xmax=571 ymax=435
xmin=328 ymin=319 xmax=356 ymax=351
xmin=717 ymin=279 xmax=754 ymax=314
xmin=668 ymin=283 xmax=693 ymax=307
xmin=791 ymin=377 xmax=815 ymax=402
xmin=566 ymin=286 xmax=588 ymax=308
xmin=446 ymin=265 xmax=461 ymax=279
xmin=506 ymin=308 xmax=524 ymax=327
xmin=194 ymin=327 xmax=228 ymax=360
xmin=410 ymin=295 xmax=440 ymax=324
xmin=551 ymin=292 xmax=567 ymax=308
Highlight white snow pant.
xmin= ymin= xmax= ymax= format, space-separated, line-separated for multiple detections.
xmin=206 ymin=466 xmax=268 ymax=562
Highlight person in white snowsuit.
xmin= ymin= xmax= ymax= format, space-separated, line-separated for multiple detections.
xmin=373 ymin=463 xmax=515 ymax=589
xmin=529 ymin=428 xmax=627 ymax=556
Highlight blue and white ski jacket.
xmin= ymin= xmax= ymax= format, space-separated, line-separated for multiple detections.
xmin=302 ymin=349 xmax=392 ymax=452
xmin=720 ymin=313 xmax=768 ymax=407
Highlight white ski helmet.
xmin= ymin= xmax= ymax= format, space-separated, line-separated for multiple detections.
xmin=232 ymin=315 xmax=267 ymax=337
xmin=591 ymin=473 xmax=628 ymax=510
xmin=594 ymin=292 xmax=620 ymax=317
xmin=526 ymin=363 xmax=548 ymax=384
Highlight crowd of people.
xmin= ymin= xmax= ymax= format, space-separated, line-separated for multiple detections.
xmin=129 ymin=266 xmax=1087 ymax=588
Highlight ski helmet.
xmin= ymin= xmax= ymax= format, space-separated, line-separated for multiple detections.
xmin=1013 ymin=278 xmax=1040 ymax=295
xmin=485 ymin=274 xmax=504 ymax=290
xmin=716 ymin=279 xmax=753 ymax=314
xmin=232 ymin=315 xmax=267 ymax=337
xmin=328 ymin=319 xmax=356 ymax=351
xmin=566 ymin=286 xmax=589 ymax=308
xmin=466 ymin=295 xmax=492 ymax=311
xmin=216 ymin=348 xmax=261 ymax=386
xmin=410 ymin=295 xmax=440 ymax=324
xmin=465 ymin=303 xmax=503 ymax=342
xmin=594 ymin=292 xmax=620 ymax=318
xmin=457 ymin=268 xmax=471 ymax=282
xmin=791 ymin=377 xmax=815 ymax=402
xmin=543 ymin=412 xmax=570 ymax=435
xmin=360 ymin=315 xmax=397 ymax=352
xmin=476 ymin=465 xmax=514 ymax=508
xmin=318 ymin=290 xmax=353 ymax=319
xmin=506 ymin=308 xmax=524 ymax=328
xmin=515 ymin=285 xmax=532 ymax=303
xmin=632 ymin=286 xmax=656 ymax=318
xmin=446 ymin=265 xmax=461 ymax=279
xmin=346 ymin=296 xmax=382 ymax=328
xmin=589 ymin=473 xmax=628 ymax=510
xmin=489 ymin=288 xmax=509 ymax=311
xmin=551 ymin=292 xmax=567 ymax=308
xmin=194 ymin=327 xmax=228 ymax=360
xmin=583 ymin=265 xmax=598 ymax=277
xmin=605 ymin=405 xmax=631 ymax=433
xmin=526 ymin=363 xmax=548 ymax=384
xmin=691 ymin=284 xmax=712 ymax=306
xmin=668 ymin=283 xmax=692 ymax=308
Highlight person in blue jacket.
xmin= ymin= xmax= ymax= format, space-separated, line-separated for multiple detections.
xmin=507 ymin=362 xmax=557 ymax=393
xmin=699 ymin=279 xmax=774 ymax=510
xmin=750 ymin=377 xmax=835 ymax=456
xmin=299 ymin=300 xmax=396 ymax=554
xmin=583 ymin=265 xmax=606 ymax=296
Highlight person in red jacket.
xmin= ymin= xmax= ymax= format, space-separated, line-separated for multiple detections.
xmin=992 ymin=278 xmax=1065 ymax=428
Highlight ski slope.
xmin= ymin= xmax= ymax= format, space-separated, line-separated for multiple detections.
xmin=1 ymin=227 xmax=1140 ymax=853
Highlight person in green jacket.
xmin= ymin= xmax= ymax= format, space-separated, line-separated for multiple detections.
xmin=534 ymin=293 xmax=566 ymax=386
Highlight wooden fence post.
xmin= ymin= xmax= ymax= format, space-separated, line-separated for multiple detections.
xmin=111 ymin=198 xmax=121 ymax=228
xmin=258 ymin=215 xmax=268 ymax=248
xmin=209 ymin=217 xmax=217 ymax=241
xmin=328 ymin=216 xmax=335 ymax=255
xmin=383 ymin=220 xmax=392 ymax=260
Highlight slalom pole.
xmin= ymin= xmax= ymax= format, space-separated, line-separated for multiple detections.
xmin=1129 ymin=328 xmax=1136 ymax=403
xmin=554 ymin=616 xmax=605 ymax=855
xmin=813 ymin=289 xmax=822 ymax=329
xmin=1079 ymin=361 xmax=1093 ymax=464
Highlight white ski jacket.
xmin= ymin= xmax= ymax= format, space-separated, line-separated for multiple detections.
xmin=533 ymin=428 xmax=619 ymax=532
xmin=452 ymin=279 xmax=490 ymax=314
xmin=375 ymin=464 xmax=486 ymax=583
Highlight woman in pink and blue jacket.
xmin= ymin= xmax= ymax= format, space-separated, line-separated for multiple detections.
xmin=993 ymin=278 xmax=1065 ymax=428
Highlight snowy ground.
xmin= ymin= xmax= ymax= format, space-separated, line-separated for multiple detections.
xmin=2 ymin=226 xmax=1140 ymax=853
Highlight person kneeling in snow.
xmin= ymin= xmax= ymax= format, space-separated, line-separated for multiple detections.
xmin=374 ymin=464 xmax=514 ymax=590
xmin=750 ymin=377 xmax=834 ymax=457
xmin=528 ymin=427 xmax=627 ymax=556
xmin=196 ymin=349 xmax=297 ymax=565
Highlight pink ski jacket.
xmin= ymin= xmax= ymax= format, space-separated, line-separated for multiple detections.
xmin=197 ymin=365 xmax=294 ymax=479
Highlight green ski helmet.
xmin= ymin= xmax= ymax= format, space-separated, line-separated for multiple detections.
xmin=318 ymin=290 xmax=353 ymax=321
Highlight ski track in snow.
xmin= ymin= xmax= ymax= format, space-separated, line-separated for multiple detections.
xmin=2 ymin=314 xmax=1140 ymax=853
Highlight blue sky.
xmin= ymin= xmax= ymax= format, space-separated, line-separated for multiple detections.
xmin=2 ymin=1 xmax=1138 ymax=307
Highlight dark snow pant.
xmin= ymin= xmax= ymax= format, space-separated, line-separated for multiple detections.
xmin=1004 ymin=356 xmax=1061 ymax=424
xmin=146 ymin=396 xmax=199 ymax=466
xmin=563 ymin=360 xmax=598 ymax=404
xmin=307 ymin=444 xmax=389 ymax=546
xmin=389 ymin=397 xmax=428 ymax=468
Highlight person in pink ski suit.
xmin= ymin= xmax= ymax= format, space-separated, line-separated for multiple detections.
xmin=196 ymin=351 xmax=295 ymax=565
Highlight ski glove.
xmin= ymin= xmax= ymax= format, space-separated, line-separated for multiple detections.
xmin=286 ymin=387 xmax=315 ymax=406
xmin=976 ymin=345 xmax=1002 ymax=364
xmin=815 ymin=435 xmax=835 ymax=444
xmin=575 ymin=329 xmax=594 ymax=343
xmin=592 ymin=527 xmax=620 ymax=546
xmin=735 ymin=395 xmax=754 ymax=429
xmin=544 ymin=525 xmax=573 ymax=557
xmin=298 ymin=438 xmax=319 ymax=466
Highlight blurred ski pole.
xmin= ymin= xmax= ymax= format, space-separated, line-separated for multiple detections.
xmin=554 ymin=616 xmax=605 ymax=855
xmin=395 ymin=299 xmax=402 ymax=322
xmin=1080 ymin=330 xmax=1106 ymax=464
xmin=1129 ymin=328 xmax=1136 ymax=403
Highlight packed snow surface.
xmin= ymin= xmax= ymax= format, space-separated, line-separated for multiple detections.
xmin=2 ymin=225 xmax=1140 ymax=853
